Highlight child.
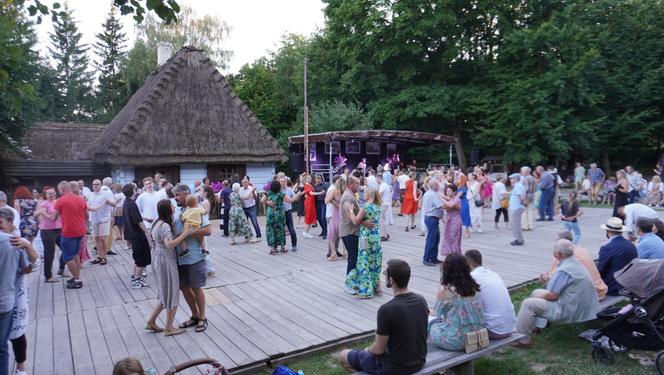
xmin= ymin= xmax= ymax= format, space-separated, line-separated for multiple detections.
xmin=179 ymin=195 xmax=206 ymax=257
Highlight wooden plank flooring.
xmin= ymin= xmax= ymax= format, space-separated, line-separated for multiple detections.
xmin=18 ymin=206 xmax=642 ymax=374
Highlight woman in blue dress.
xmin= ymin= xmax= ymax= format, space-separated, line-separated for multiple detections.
xmin=457 ymin=174 xmax=472 ymax=238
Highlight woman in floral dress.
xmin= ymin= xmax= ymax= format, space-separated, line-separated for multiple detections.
xmin=13 ymin=186 xmax=39 ymax=242
xmin=344 ymin=188 xmax=383 ymax=298
xmin=229 ymin=183 xmax=255 ymax=244
xmin=429 ymin=253 xmax=484 ymax=351
xmin=440 ymin=184 xmax=462 ymax=257
xmin=264 ymin=180 xmax=286 ymax=254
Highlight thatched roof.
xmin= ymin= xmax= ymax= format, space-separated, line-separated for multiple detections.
xmin=88 ymin=46 xmax=285 ymax=166
xmin=8 ymin=122 xmax=106 ymax=161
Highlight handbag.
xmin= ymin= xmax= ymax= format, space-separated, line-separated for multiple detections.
xmin=464 ymin=328 xmax=490 ymax=353
xmin=500 ymin=197 xmax=509 ymax=209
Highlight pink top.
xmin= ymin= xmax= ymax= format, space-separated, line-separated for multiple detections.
xmin=38 ymin=200 xmax=62 ymax=230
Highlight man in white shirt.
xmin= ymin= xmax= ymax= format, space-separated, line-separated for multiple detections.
xmin=377 ymin=174 xmax=393 ymax=240
xmin=101 ymin=177 xmax=118 ymax=254
xmin=78 ymin=180 xmax=92 ymax=201
xmin=625 ymin=165 xmax=640 ymax=204
xmin=88 ymin=179 xmax=116 ymax=264
xmin=239 ymin=178 xmax=261 ymax=239
xmin=135 ymin=177 xmax=162 ymax=230
xmin=397 ymin=170 xmax=410 ymax=206
xmin=0 ymin=191 xmax=20 ymax=230
xmin=465 ymin=250 xmax=516 ymax=339
xmin=617 ymin=203 xmax=659 ymax=236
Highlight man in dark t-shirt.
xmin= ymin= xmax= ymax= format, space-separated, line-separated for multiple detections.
xmin=339 ymin=259 xmax=428 ymax=375
xmin=122 ymin=183 xmax=152 ymax=289
xmin=314 ymin=174 xmax=329 ymax=239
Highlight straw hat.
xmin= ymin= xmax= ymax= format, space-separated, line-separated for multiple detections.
xmin=600 ymin=217 xmax=627 ymax=232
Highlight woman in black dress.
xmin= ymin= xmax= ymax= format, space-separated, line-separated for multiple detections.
xmin=613 ymin=169 xmax=629 ymax=221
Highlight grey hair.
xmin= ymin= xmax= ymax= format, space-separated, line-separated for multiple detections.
xmin=520 ymin=166 xmax=531 ymax=173
xmin=0 ymin=191 xmax=6 ymax=202
xmin=232 ymin=183 xmax=241 ymax=193
xmin=103 ymin=177 xmax=113 ymax=186
xmin=554 ymin=239 xmax=575 ymax=258
xmin=0 ymin=207 xmax=14 ymax=222
xmin=172 ymin=183 xmax=191 ymax=195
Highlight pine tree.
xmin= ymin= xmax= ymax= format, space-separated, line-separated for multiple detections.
xmin=48 ymin=3 xmax=92 ymax=122
xmin=94 ymin=6 xmax=127 ymax=121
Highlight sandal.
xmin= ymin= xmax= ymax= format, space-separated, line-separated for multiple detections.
xmin=45 ymin=278 xmax=59 ymax=283
xmin=269 ymin=249 xmax=276 ymax=255
xmin=90 ymin=258 xmax=101 ymax=265
xmin=195 ymin=318 xmax=208 ymax=333
xmin=164 ymin=327 xmax=185 ymax=337
xmin=99 ymin=258 xmax=107 ymax=265
xmin=144 ymin=323 xmax=164 ymax=333
xmin=178 ymin=316 xmax=200 ymax=329
xmin=280 ymin=247 xmax=288 ymax=253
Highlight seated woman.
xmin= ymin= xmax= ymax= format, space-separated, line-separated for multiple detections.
xmin=645 ymin=175 xmax=663 ymax=207
xmin=429 ymin=253 xmax=484 ymax=351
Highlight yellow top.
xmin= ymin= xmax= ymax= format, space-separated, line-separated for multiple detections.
xmin=181 ymin=206 xmax=206 ymax=228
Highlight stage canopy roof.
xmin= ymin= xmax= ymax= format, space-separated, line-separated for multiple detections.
xmin=288 ymin=130 xmax=456 ymax=146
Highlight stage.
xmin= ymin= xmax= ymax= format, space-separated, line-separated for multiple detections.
xmin=22 ymin=207 xmax=619 ymax=374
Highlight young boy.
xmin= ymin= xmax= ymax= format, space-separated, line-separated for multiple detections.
xmin=179 ymin=195 xmax=206 ymax=257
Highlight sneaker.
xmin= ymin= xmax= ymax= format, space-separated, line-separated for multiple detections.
xmin=423 ymin=261 xmax=436 ymax=267
xmin=66 ymin=280 xmax=83 ymax=289
xmin=14 ymin=369 xmax=27 ymax=375
xmin=131 ymin=278 xmax=149 ymax=289
xmin=66 ymin=277 xmax=76 ymax=285
xmin=344 ymin=286 xmax=358 ymax=295
xmin=291 ymin=247 xmax=297 ymax=252
xmin=510 ymin=240 xmax=524 ymax=246
xmin=142 ymin=269 xmax=148 ymax=278
xmin=107 ymin=250 xmax=118 ymax=255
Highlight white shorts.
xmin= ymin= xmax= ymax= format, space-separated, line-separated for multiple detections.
xmin=92 ymin=221 xmax=111 ymax=237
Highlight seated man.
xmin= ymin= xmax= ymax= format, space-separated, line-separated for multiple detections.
xmin=339 ymin=259 xmax=428 ymax=374
xmin=540 ymin=231 xmax=608 ymax=300
xmin=635 ymin=217 xmax=664 ymax=259
xmin=513 ymin=239 xmax=599 ymax=348
xmin=464 ymin=249 xmax=516 ymax=340
xmin=597 ymin=217 xmax=637 ymax=295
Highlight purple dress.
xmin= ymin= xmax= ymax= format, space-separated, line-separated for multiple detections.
xmin=440 ymin=196 xmax=462 ymax=256
xmin=327 ymin=197 xmax=340 ymax=242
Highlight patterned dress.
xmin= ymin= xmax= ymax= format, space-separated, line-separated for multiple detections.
xmin=17 ymin=199 xmax=39 ymax=241
xmin=266 ymin=191 xmax=286 ymax=247
xmin=428 ymin=289 xmax=484 ymax=351
xmin=345 ymin=203 xmax=382 ymax=297
xmin=150 ymin=221 xmax=180 ymax=309
xmin=229 ymin=192 xmax=253 ymax=239
xmin=441 ymin=196 xmax=462 ymax=256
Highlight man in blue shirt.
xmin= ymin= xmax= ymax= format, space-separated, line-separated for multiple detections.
xmin=536 ymin=166 xmax=555 ymax=221
xmin=636 ymin=217 xmax=664 ymax=259
xmin=172 ymin=184 xmax=211 ymax=333
xmin=218 ymin=180 xmax=232 ymax=237
xmin=597 ymin=217 xmax=637 ymax=295
xmin=509 ymin=173 xmax=526 ymax=246
xmin=421 ymin=180 xmax=444 ymax=266
xmin=588 ymin=163 xmax=605 ymax=204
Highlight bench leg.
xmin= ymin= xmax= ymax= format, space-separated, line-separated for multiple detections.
xmin=449 ymin=360 xmax=474 ymax=375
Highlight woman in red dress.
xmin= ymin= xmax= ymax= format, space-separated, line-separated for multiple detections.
xmin=400 ymin=171 xmax=419 ymax=231
xmin=303 ymin=174 xmax=317 ymax=238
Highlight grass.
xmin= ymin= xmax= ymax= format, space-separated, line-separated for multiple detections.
xmin=259 ymin=283 xmax=660 ymax=375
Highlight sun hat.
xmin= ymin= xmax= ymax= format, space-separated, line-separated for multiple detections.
xmin=600 ymin=217 xmax=627 ymax=232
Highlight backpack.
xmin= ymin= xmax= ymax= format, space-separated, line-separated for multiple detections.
xmin=272 ymin=366 xmax=300 ymax=375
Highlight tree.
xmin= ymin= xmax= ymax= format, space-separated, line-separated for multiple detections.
xmin=94 ymin=6 xmax=127 ymax=122
xmin=22 ymin=0 xmax=180 ymax=24
xmin=0 ymin=6 xmax=42 ymax=152
xmin=48 ymin=3 xmax=93 ymax=121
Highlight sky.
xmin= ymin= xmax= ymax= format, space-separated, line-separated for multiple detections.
xmin=35 ymin=0 xmax=326 ymax=73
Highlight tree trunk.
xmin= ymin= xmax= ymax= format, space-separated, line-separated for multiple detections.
xmin=602 ymin=152 xmax=611 ymax=176
xmin=452 ymin=123 xmax=467 ymax=171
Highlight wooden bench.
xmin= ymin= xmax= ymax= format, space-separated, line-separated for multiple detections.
xmin=357 ymin=333 xmax=525 ymax=375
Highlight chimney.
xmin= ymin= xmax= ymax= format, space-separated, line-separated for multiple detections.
xmin=157 ymin=42 xmax=173 ymax=67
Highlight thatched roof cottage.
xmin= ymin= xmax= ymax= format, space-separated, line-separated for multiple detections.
xmin=1 ymin=45 xmax=285 ymax=189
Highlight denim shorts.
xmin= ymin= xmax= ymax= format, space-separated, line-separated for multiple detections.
xmin=60 ymin=236 xmax=83 ymax=262
xmin=178 ymin=260 xmax=207 ymax=288
xmin=348 ymin=349 xmax=385 ymax=374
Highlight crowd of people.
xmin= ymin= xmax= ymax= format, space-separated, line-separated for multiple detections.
xmin=2 ymin=156 xmax=664 ymax=375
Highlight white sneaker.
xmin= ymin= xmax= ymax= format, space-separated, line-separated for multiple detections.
xmin=344 ymin=286 xmax=358 ymax=295
xmin=302 ymin=231 xmax=313 ymax=239
xmin=15 ymin=369 xmax=27 ymax=375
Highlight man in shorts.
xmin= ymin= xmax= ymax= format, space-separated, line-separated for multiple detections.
xmin=172 ymin=184 xmax=211 ymax=333
xmin=339 ymin=259 xmax=428 ymax=374
xmin=88 ymin=179 xmax=116 ymax=265
xmin=122 ymin=183 xmax=152 ymax=289
xmin=51 ymin=181 xmax=88 ymax=289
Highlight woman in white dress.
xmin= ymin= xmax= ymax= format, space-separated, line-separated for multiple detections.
xmin=467 ymin=172 xmax=483 ymax=233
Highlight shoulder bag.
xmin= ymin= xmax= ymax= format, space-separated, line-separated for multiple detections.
xmin=464 ymin=328 xmax=490 ymax=353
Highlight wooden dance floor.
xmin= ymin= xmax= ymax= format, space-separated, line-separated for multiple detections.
xmin=23 ymin=207 xmax=627 ymax=374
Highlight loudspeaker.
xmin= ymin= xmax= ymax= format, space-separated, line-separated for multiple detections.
xmin=470 ymin=149 xmax=480 ymax=167
xmin=290 ymin=153 xmax=304 ymax=173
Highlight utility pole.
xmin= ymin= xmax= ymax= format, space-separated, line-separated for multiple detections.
xmin=303 ymin=57 xmax=309 ymax=175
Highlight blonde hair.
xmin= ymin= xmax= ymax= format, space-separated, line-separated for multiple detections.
xmin=185 ymin=194 xmax=198 ymax=208
xmin=653 ymin=175 xmax=662 ymax=184
xmin=364 ymin=187 xmax=382 ymax=206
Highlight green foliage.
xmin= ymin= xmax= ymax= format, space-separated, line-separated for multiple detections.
xmin=310 ymin=100 xmax=372 ymax=133
xmin=0 ymin=7 xmax=42 ymax=152
xmin=94 ymin=6 xmax=127 ymax=122
xmin=48 ymin=3 xmax=93 ymax=122
xmin=20 ymin=0 xmax=180 ymax=24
